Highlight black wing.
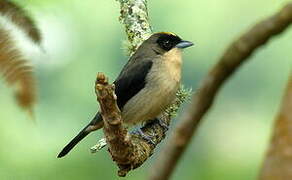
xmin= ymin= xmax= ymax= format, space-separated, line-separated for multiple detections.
xmin=114 ymin=57 xmax=153 ymax=109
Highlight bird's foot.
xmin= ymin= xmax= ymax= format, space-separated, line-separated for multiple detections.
xmin=132 ymin=128 xmax=155 ymax=145
xmin=157 ymin=118 xmax=169 ymax=131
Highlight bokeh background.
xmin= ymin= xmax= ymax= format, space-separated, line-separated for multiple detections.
xmin=0 ymin=0 xmax=291 ymax=179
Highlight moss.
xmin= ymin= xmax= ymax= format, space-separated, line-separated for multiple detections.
xmin=165 ymin=85 xmax=192 ymax=118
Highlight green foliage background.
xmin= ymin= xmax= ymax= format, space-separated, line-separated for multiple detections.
xmin=0 ymin=0 xmax=291 ymax=179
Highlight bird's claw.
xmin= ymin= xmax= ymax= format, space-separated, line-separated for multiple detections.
xmin=157 ymin=118 xmax=169 ymax=131
xmin=132 ymin=128 xmax=155 ymax=145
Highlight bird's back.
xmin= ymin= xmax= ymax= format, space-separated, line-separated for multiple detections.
xmin=121 ymin=48 xmax=182 ymax=125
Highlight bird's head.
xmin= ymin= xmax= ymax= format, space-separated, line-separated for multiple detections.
xmin=140 ymin=32 xmax=193 ymax=55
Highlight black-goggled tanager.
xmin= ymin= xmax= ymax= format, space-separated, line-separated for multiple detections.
xmin=58 ymin=32 xmax=193 ymax=158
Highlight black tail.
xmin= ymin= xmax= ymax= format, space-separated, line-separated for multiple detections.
xmin=57 ymin=113 xmax=103 ymax=158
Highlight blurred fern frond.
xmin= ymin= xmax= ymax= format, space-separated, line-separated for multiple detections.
xmin=0 ymin=0 xmax=42 ymax=117
xmin=0 ymin=0 xmax=41 ymax=43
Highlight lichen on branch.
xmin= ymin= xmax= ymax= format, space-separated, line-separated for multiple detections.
xmin=117 ymin=0 xmax=152 ymax=54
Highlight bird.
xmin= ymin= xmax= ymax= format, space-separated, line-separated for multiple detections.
xmin=57 ymin=32 xmax=193 ymax=158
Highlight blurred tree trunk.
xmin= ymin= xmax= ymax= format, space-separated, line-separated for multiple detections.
xmin=260 ymin=73 xmax=292 ymax=180
xmin=150 ymin=3 xmax=292 ymax=180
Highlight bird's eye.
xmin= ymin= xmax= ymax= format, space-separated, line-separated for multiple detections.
xmin=163 ymin=40 xmax=170 ymax=47
xmin=157 ymin=38 xmax=174 ymax=51
xmin=162 ymin=40 xmax=172 ymax=50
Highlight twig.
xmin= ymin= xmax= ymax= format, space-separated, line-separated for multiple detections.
xmin=149 ymin=3 xmax=292 ymax=180
xmin=259 ymin=73 xmax=292 ymax=180
xmin=95 ymin=72 xmax=176 ymax=177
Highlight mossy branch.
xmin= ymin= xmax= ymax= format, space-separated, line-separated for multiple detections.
xmin=117 ymin=0 xmax=152 ymax=55
xmin=95 ymin=73 xmax=173 ymax=177
xmin=91 ymin=0 xmax=192 ymax=176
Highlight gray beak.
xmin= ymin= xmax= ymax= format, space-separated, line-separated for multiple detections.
xmin=175 ymin=40 xmax=194 ymax=49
